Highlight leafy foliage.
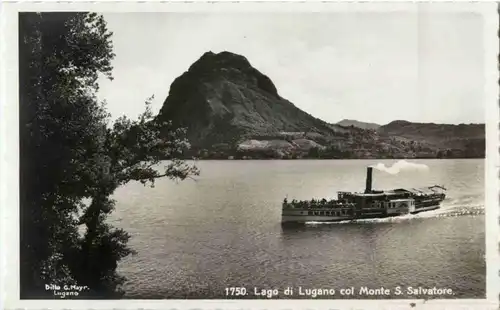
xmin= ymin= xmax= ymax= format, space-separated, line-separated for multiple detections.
xmin=19 ymin=12 xmax=198 ymax=298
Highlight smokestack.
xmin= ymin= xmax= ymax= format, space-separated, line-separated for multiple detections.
xmin=365 ymin=167 xmax=373 ymax=193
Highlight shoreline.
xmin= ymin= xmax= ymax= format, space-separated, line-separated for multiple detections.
xmin=179 ymin=157 xmax=485 ymax=161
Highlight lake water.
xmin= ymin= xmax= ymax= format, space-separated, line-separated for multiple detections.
xmin=110 ymin=159 xmax=485 ymax=299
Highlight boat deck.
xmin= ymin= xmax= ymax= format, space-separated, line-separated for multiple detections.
xmin=281 ymin=167 xmax=446 ymax=224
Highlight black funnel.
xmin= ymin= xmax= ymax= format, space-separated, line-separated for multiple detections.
xmin=365 ymin=167 xmax=373 ymax=193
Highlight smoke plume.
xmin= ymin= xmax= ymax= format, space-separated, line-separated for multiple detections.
xmin=370 ymin=160 xmax=429 ymax=175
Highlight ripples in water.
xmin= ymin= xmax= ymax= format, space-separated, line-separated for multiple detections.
xmin=110 ymin=159 xmax=485 ymax=299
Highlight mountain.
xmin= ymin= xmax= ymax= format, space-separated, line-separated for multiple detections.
xmin=379 ymin=120 xmax=484 ymax=144
xmin=157 ymin=51 xmax=338 ymax=148
xmin=378 ymin=120 xmax=485 ymax=158
xmin=156 ymin=51 xmax=485 ymax=159
xmin=336 ymin=119 xmax=380 ymax=130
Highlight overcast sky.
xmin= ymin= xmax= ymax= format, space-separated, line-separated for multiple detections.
xmin=96 ymin=9 xmax=484 ymax=125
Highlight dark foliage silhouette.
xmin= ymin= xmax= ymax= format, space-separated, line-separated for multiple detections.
xmin=19 ymin=12 xmax=198 ymax=298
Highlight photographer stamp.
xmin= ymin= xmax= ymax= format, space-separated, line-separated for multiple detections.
xmin=45 ymin=284 xmax=90 ymax=298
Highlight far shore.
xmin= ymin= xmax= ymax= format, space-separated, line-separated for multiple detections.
xmin=175 ymin=157 xmax=485 ymax=161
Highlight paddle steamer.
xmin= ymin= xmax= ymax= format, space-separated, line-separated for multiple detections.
xmin=281 ymin=167 xmax=446 ymax=224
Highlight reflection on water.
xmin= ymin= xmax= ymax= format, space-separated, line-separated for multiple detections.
xmin=110 ymin=159 xmax=485 ymax=299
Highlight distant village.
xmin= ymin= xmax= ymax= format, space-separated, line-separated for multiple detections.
xmin=189 ymin=129 xmax=484 ymax=160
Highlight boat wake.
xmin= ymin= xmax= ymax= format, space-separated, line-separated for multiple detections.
xmin=306 ymin=199 xmax=484 ymax=226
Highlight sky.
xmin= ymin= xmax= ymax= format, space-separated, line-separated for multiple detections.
xmin=96 ymin=8 xmax=485 ymax=125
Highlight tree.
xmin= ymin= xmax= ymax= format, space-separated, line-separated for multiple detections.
xmin=307 ymin=146 xmax=321 ymax=158
xmin=19 ymin=12 xmax=198 ymax=298
xmin=19 ymin=12 xmax=115 ymax=297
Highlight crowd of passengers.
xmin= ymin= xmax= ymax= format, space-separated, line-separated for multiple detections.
xmin=282 ymin=198 xmax=353 ymax=209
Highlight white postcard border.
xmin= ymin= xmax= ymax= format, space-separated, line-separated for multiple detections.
xmin=1 ymin=1 xmax=498 ymax=310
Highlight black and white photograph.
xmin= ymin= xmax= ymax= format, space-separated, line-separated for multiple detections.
xmin=1 ymin=1 xmax=499 ymax=309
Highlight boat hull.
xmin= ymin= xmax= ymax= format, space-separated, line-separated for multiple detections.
xmin=281 ymin=203 xmax=442 ymax=224
xmin=282 ymin=212 xmax=406 ymax=224
xmin=410 ymin=205 xmax=440 ymax=214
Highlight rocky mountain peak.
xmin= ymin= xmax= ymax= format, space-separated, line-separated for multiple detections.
xmin=188 ymin=51 xmax=252 ymax=73
xmin=156 ymin=51 xmax=330 ymax=148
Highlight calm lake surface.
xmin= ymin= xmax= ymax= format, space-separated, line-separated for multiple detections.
xmin=110 ymin=159 xmax=485 ymax=299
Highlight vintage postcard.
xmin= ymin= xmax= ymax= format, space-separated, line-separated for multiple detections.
xmin=1 ymin=1 xmax=499 ymax=309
